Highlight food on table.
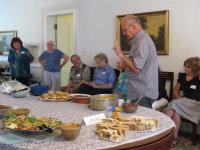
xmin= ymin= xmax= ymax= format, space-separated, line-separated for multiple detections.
xmin=0 ymin=105 xmax=12 ymax=117
xmin=3 ymin=111 xmax=63 ymax=132
xmin=71 ymin=94 xmax=91 ymax=104
xmin=95 ymin=116 xmax=160 ymax=142
xmin=60 ymin=123 xmax=81 ymax=141
xmin=95 ymin=118 xmax=129 ymax=142
xmin=119 ymin=116 xmax=159 ymax=131
xmin=10 ymin=108 xmax=30 ymax=116
xmin=37 ymin=117 xmax=63 ymax=129
xmin=121 ymin=102 xmax=138 ymax=113
xmin=60 ymin=123 xmax=81 ymax=129
xmin=0 ymin=105 xmax=11 ymax=110
xmin=40 ymin=91 xmax=72 ymax=101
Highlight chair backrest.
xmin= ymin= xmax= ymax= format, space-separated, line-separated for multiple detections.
xmin=159 ymin=71 xmax=174 ymax=101
xmin=89 ymin=67 xmax=95 ymax=81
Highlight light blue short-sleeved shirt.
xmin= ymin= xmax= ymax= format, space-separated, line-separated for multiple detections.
xmin=39 ymin=49 xmax=64 ymax=72
xmin=94 ymin=65 xmax=116 ymax=86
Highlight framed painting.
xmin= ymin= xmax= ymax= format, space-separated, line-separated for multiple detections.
xmin=116 ymin=10 xmax=169 ymax=55
xmin=0 ymin=31 xmax=17 ymax=53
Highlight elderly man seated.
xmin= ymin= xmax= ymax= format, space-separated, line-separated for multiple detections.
xmin=64 ymin=54 xmax=91 ymax=93
xmin=78 ymin=53 xmax=116 ymax=95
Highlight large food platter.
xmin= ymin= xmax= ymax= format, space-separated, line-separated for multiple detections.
xmin=3 ymin=111 xmax=62 ymax=135
xmin=39 ymin=91 xmax=72 ymax=102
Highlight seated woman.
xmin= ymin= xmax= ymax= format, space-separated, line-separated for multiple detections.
xmin=78 ymin=53 xmax=116 ymax=95
xmin=165 ymin=57 xmax=200 ymax=145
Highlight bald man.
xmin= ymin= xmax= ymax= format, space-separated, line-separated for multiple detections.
xmin=38 ymin=41 xmax=69 ymax=91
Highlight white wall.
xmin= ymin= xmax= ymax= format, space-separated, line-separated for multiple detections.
xmin=78 ymin=0 xmax=200 ymax=82
xmin=0 ymin=0 xmax=41 ymax=44
xmin=0 ymin=0 xmax=79 ymax=81
xmin=0 ymin=0 xmax=79 ymax=45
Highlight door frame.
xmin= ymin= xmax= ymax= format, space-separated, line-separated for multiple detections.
xmin=42 ymin=7 xmax=78 ymax=55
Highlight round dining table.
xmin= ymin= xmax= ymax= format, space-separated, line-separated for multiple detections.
xmin=0 ymin=93 xmax=175 ymax=150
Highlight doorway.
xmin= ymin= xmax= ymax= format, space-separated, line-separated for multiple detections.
xmin=44 ymin=9 xmax=77 ymax=86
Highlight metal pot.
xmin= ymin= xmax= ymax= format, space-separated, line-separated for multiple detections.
xmin=89 ymin=94 xmax=118 ymax=110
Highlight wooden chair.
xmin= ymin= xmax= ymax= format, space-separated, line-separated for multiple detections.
xmin=181 ymin=118 xmax=198 ymax=145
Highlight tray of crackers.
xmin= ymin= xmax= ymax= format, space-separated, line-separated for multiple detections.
xmin=119 ymin=115 xmax=159 ymax=132
xmin=95 ymin=118 xmax=129 ymax=142
xmin=95 ymin=116 xmax=159 ymax=142
xmin=39 ymin=91 xmax=72 ymax=102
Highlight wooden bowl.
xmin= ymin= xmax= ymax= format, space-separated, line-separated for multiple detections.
xmin=11 ymin=108 xmax=30 ymax=116
xmin=0 ymin=105 xmax=12 ymax=118
xmin=0 ymin=105 xmax=11 ymax=110
xmin=71 ymin=94 xmax=91 ymax=104
xmin=60 ymin=123 xmax=81 ymax=141
xmin=122 ymin=103 xmax=138 ymax=113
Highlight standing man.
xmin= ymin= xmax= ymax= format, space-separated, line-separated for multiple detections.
xmin=38 ymin=41 xmax=69 ymax=91
xmin=113 ymin=15 xmax=158 ymax=108
xmin=65 ymin=54 xmax=91 ymax=93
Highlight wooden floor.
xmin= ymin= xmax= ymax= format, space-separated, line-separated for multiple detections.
xmin=171 ymin=137 xmax=200 ymax=150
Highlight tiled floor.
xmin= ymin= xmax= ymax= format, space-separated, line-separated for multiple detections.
xmin=171 ymin=137 xmax=200 ymax=150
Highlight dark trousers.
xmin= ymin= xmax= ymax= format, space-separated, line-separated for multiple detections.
xmin=132 ymin=97 xmax=155 ymax=108
xmin=78 ymin=83 xmax=113 ymax=95
xmin=12 ymin=77 xmax=30 ymax=86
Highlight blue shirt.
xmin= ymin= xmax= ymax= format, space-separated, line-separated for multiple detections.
xmin=8 ymin=47 xmax=34 ymax=78
xmin=114 ymin=72 xmax=128 ymax=95
xmin=39 ymin=49 xmax=64 ymax=72
xmin=94 ymin=65 xmax=116 ymax=86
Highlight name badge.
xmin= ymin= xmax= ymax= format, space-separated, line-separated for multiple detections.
xmin=83 ymin=113 xmax=106 ymax=126
xmin=190 ymin=85 xmax=196 ymax=89
xmin=21 ymin=51 xmax=25 ymax=54
xmin=102 ymin=71 xmax=106 ymax=75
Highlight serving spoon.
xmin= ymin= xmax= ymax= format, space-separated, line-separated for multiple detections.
xmin=133 ymin=97 xmax=143 ymax=105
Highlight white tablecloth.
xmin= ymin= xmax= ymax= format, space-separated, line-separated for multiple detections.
xmin=0 ymin=93 xmax=175 ymax=150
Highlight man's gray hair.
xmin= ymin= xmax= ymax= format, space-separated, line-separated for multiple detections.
xmin=121 ymin=15 xmax=141 ymax=25
xmin=95 ymin=53 xmax=108 ymax=63
xmin=70 ymin=54 xmax=80 ymax=61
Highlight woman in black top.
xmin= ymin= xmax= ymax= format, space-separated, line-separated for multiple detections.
xmin=166 ymin=57 xmax=200 ymax=145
